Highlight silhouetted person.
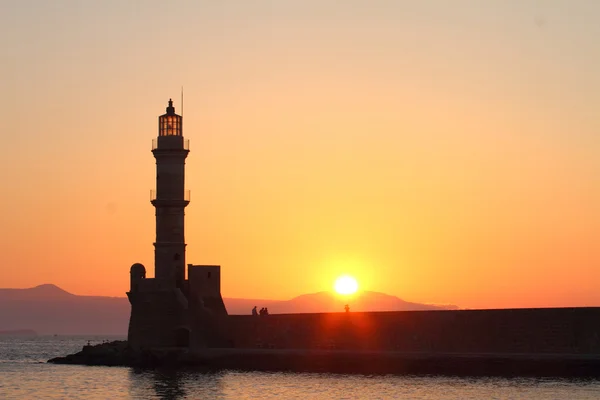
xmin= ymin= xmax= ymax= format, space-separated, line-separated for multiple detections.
xmin=344 ymin=304 xmax=350 ymax=313
xmin=259 ymin=307 xmax=265 ymax=316
xmin=264 ymin=307 xmax=269 ymax=316
xmin=252 ymin=306 xmax=258 ymax=316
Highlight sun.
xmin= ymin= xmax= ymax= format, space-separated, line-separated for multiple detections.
xmin=334 ymin=275 xmax=359 ymax=295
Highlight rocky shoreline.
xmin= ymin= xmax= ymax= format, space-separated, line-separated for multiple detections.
xmin=49 ymin=341 xmax=131 ymax=367
xmin=48 ymin=341 xmax=196 ymax=368
xmin=48 ymin=341 xmax=600 ymax=377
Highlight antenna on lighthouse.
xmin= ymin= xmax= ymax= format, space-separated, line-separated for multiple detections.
xmin=181 ymin=86 xmax=184 ymax=134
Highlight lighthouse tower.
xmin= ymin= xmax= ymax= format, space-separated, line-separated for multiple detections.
xmin=127 ymin=98 xmax=227 ymax=350
xmin=152 ymin=98 xmax=189 ymax=290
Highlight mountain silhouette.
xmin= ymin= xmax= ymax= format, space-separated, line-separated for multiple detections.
xmin=0 ymin=284 xmax=457 ymax=335
xmin=262 ymin=291 xmax=457 ymax=314
xmin=0 ymin=285 xmax=128 ymax=335
xmin=0 ymin=284 xmax=74 ymax=300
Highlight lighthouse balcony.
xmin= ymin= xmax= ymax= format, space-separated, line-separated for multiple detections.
xmin=152 ymin=138 xmax=190 ymax=151
xmin=150 ymin=190 xmax=191 ymax=203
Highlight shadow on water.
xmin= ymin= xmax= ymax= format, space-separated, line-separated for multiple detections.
xmin=151 ymin=370 xmax=188 ymax=399
xmin=128 ymin=369 xmax=185 ymax=399
xmin=127 ymin=368 xmax=227 ymax=399
xmin=122 ymin=365 xmax=600 ymax=400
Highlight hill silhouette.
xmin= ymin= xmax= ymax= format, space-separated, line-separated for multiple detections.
xmin=0 ymin=285 xmax=128 ymax=335
xmin=0 ymin=284 xmax=457 ymax=335
xmin=260 ymin=291 xmax=457 ymax=314
xmin=0 ymin=284 xmax=73 ymax=300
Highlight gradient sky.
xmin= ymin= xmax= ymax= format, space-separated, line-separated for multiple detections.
xmin=2 ymin=1 xmax=599 ymax=309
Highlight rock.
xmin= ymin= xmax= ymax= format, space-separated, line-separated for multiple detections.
xmin=48 ymin=340 xmax=130 ymax=366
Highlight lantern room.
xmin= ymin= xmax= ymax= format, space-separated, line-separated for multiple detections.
xmin=158 ymin=99 xmax=182 ymax=136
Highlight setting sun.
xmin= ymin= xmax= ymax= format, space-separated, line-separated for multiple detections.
xmin=334 ymin=275 xmax=359 ymax=295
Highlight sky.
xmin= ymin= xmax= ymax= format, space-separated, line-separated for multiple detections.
xmin=1 ymin=0 xmax=599 ymax=309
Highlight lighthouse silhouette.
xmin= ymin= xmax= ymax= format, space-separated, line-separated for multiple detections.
xmin=152 ymin=98 xmax=189 ymax=290
xmin=127 ymin=99 xmax=227 ymax=350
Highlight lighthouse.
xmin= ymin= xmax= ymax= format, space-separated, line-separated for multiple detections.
xmin=127 ymin=98 xmax=227 ymax=350
xmin=152 ymin=98 xmax=189 ymax=290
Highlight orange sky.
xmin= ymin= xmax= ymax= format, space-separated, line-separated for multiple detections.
xmin=2 ymin=1 xmax=600 ymax=309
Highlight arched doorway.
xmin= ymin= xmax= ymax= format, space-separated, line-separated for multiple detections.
xmin=174 ymin=327 xmax=190 ymax=347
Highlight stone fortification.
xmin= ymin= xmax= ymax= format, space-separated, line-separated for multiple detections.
xmin=127 ymin=287 xmax=189 ymax=349
xmin=221 ymin=307 xmax=600 ymax=354
xmin=50 ymin=307 xmax=600 ymax=377
xmin=126 ymin=100 xmax=227 ymax=351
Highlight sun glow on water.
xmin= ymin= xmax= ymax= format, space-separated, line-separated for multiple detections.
xmin=334 ymin=275 xmax=359 ymax=295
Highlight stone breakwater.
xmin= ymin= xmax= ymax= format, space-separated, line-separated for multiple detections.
xmin=48 ymin=341 xmax=200 ymax=368
xmin=222 ymin=308 xmax=600 ymax=354
xmin=49 ymin=341 xmax=133 ymax=367
xmin=48 ymin=308 xmax=600 ymax=376
xmin=48 ymin=341 xmax=600 ymax=377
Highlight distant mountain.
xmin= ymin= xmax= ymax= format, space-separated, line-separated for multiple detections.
xmin=0 ymin=284 xmax=74 ymax=300
xmin=0 ymin=285 xmax=457 ymax=335
xmin=0 ymin=285 xmax=129 ymax=335
xmin=250 ymin=291 xmax=458 ymax=314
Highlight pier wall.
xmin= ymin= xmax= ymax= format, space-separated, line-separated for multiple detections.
xmin=220 ymin=308 xmax=600 ymax=354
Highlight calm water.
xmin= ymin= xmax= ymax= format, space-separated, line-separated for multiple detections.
xmin=1 ymin=336 xmax=600 ymax=399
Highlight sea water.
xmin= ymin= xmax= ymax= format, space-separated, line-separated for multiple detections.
xmin=1 ymin=335 xmax=600 ymax=399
